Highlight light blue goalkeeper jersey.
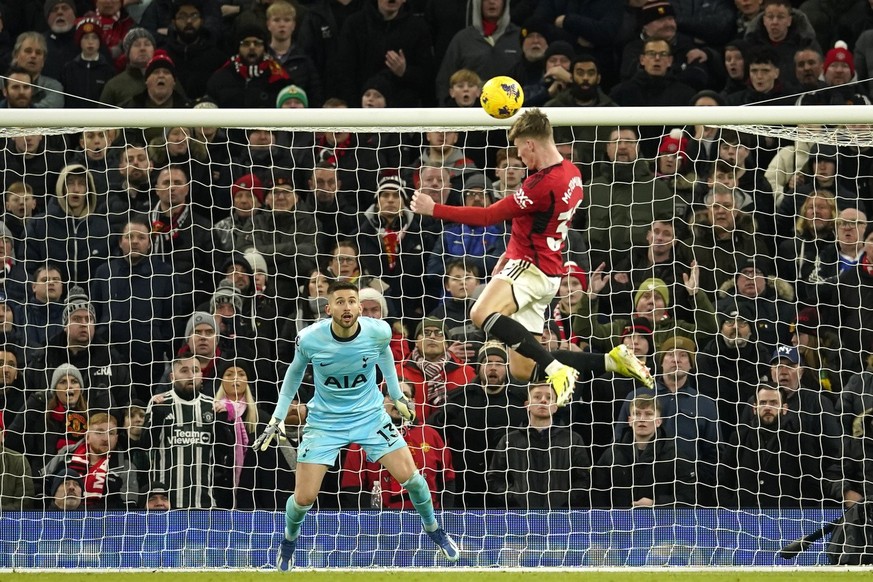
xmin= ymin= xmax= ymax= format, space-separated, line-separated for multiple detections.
xmin=271 ymin=317 xmax=403 ymax=427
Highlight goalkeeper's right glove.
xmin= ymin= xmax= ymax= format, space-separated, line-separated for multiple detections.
xmin=392 ymin=396 xmax=416 ymax=423
xmin=252 ymin=417 xmax=286 ymax=451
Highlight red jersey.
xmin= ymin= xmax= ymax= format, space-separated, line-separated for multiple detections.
xmin=432 ymin=159 xmax=583 ymax=276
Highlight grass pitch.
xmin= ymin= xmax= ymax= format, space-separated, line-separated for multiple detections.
xmin=4 ymin=570 xmax=873 ymax=582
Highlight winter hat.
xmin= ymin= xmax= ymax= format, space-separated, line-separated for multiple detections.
xmin=415 ymin=316 xmax=446 ymax=339
xmin=243 ymin=250 xmax=268 ymax=275
xmin=0 ymin=222 xmax=13 ymax=242
xmin=63 ymin=285 xmax=95 ymax=326
xmin=210 ymin=280 xmax=242 ymax=312
xmin=51 ymin=363 xmax=85 ymax=392
xmin=358 ymin=287 xmax=388 ymax=317
xmin=519 ymin=16 xmax=553 ymax=44
xmin=44 ymin=0 xmax=76 ymax=19
xmin=48 ymin=467 xmax=84 ymax=497
xmin=276 ymin=84 xmax=309 ymax=108
xmin=792 ymin=307 xmax=820 ymax=336
xmin=222 ymin=253 xmax=253 ymax=277
xmin=658 ymin=335 xmax=696 ymax=369
xmin=640 ymin=1 xmax=675 ymax=26
xmin=74 ymin=17 xmax=102 ymax=46
xmin=232 ymin=173 xmax=265 ymax=204
xmin=621 ymin=317 xmax=655 ymax=355
xmin=236 ymin=22 xmax=270 ymax=47
xmin=122 ymin=28 xmax=156 ymax=57
xmin=361 ymin=73 xmax=395 ymax=106
xmin=478 ymin=340 xmax=508 ymax=364
xmin=563 ymin=261 xmax=588 ymax=290
xmin=192 ymin=99 xmax=218 ymax=109
xmin=735 ymin=255 xmax=771 ymax=277
xmin=544 ymin=40 xmax=575 ymax=63
xmin=634 ymin=278 xmax=670 ymax=308
xmin=464 ymin=173 xmax=493 ymax=193
xmin=375 ymin=174 xmax=407 ymax=201
xmin=824 ymin=41 xmax=855 ymax=76
xmin=658 ymin=128 xmax=688 ymax=159
xmin=716 ymin=298 xmax=756 ymax=325
xmin=185 ymin=311 xmax=217 ymax=338
xmin=146 ymin=50 xmax=176 ymax=78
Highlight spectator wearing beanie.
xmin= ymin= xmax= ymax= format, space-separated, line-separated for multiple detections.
xmin=99 ymin=27 xmax=157 ymax=106
xmin=157 ymin=0 xmax=226 ymax=101
xmin=214 ymin=174 xmax=264 ymax=253
xmin=43 ymin=0 xmax=80 ymax=81
xmin=206 ymin=23 xmax=291 ymax=108
xmin=61 ymin=17 xmax=116 ymax=108
xmin=276 ymin=84 xmax=308 ymax=109
xmin=121 ymin=50 xmax=190 ymax=110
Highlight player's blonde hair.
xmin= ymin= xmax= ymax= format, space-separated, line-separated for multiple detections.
xmin=507 ymin=108 xmax=553 ymax=143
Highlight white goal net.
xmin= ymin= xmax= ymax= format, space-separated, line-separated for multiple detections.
xmin=0 ymin=105 xmax=869 ymax=568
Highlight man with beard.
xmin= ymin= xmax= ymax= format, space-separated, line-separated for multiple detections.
xmin=42 ymin=412 xmax=141 ymax=509
xmin=42 ymin=0 xmax=79 ymax=80
xmin=305 ymin=162 xmax=357 ymax=248
xmin=430 ymin=340 xmax=527 ymax=508
xmin=719 ymin=385 xmax=841 ymax=508
xmin=510 ymin=17 xmax=553 ymax=104
xmin=161 ymin=0 xmax=225 ymax=100
xmin=696 ymin=300 xmax=771 ymax=436
xmin=10 ymin=32 xmax=64 ymax=108
xmin=0 ymin=67 xmax=35 ymax=109
xmin=92 ymin=217 xmax=176 ymax=396
xmin=106 ymin=143 xmax=154 ymax=236
xmin=206 ymin=23 xmax=291 ymax=108
xmin=546 ymin=54 xmax=617 ymax=189
xmin=143 ymin=355 xmax=228 ymax=509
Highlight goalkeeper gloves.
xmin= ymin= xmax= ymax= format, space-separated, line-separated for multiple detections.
xmin=392 ymin=395 xmax=416 ymax=423
xmin=252 ymin=417 xmax=286 ymax=451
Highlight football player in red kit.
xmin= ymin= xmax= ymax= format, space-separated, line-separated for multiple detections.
xmin=411 ymin=109 xmax=653 ymax=405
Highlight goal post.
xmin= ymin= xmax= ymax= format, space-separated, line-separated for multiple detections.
xmin=0 ymin=104 xmax=869 ymax=569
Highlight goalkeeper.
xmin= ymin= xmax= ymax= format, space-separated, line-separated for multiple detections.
xmin=254 ymin=280 xmax=460 ymax=569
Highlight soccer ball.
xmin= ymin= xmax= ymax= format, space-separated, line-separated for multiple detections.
xmin=480 ymin=76 xmax=524 ymax=119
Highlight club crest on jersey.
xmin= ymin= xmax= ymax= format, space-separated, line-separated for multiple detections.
xmin=514 ymin=188 xmax=532 ymax=209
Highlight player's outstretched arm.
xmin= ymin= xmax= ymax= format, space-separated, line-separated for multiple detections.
xmin=253 ymin=350 xmax=308 ymax=450
xmin=377 ymin=342 xmax=415 ymax=423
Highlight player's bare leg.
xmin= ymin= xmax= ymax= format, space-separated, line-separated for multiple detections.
xmin=470 ymin=278 xmax=578 ymax=405
xmin=278 ymin=462 xmax=330 ymax=570
xmin=380 ymin=448 xmax=459 ymax=561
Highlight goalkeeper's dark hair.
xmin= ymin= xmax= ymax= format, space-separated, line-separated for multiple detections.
xmin=327 ymin=280 xmax=359 ymax=296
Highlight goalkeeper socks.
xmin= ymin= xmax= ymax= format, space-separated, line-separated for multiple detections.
xmin=482 ymin=313 xmax=555 ymax=376
xmin=284 ymin=495 xmax=312 ymax=541
xmin=402 ymin=471 xmax=437 ymax=531
xmin=552 ymin=350 xmax=607 ymax=375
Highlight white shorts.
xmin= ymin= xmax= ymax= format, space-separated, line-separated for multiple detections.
xmin=494 ymin=259 xmax=561 ymax=335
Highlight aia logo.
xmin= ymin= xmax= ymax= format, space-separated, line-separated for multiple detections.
xmin=514 ymin=188 xmax=532 ymax=209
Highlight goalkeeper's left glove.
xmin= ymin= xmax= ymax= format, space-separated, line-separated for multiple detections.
xmin=392 ymin=396 xmax=416 ymax=423
xmin=252 ymin=417 xmax=286 ymax=451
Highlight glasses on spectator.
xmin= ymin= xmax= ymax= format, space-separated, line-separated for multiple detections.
xmin=176 ymin=11 xmax=201 ymax=21
xmin=465 ymin=190 xmax=487 ymax=198
xmin=422 ymin=328 xmax=445 ymax=338
xmin=240 ymin=39 xmax=264 ymax=47
xmin=644 ymin=50 xmax=671 ymax=59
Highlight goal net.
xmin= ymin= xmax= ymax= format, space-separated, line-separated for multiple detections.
xmin=0 ymin=105 xmax=868 ymax=568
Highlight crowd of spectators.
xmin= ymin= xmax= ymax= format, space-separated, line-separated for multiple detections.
xmin=2 ymin=0 xmax=873 ymax=513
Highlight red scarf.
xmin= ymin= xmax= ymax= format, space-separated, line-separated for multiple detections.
xmin=49 ymin=403 xmax=88 ymax=452
xmin=482 ymin=19 xmax=498 ymax=37
xmin=316 ymin=134 xmax=353 ymax=166
xmin=68 ymin=441 xmax=110 ymax=507
xmin=228 ymin=55 xmax=290 ymax=84
xmin=552 ymin=306 xmax=581 ymax=346
xmin=383 ymin=228 xmax=400 ymax=269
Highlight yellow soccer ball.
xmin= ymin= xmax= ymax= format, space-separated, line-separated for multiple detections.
xmin=480 ymin=76 xmax=524 ymax=119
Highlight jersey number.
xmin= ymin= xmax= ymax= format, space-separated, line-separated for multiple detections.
xmin=547 ymin=200 xmax=582 ymax=252
xmin=377 ymin=422 xmax=400 ymax=443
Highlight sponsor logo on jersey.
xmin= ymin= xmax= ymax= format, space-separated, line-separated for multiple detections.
xmin=168 ymin=429 xmax=212 ymax=446
xmin=325 ymin=374 xmax=367 ymax=389
xmin=514 ymin=188 xmax=532 ymax=209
